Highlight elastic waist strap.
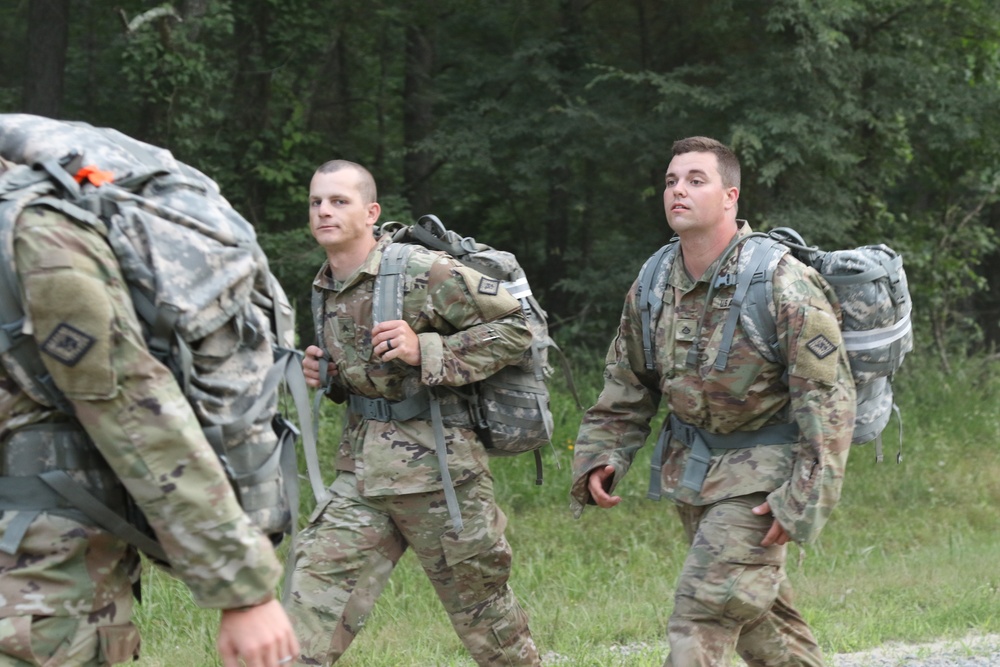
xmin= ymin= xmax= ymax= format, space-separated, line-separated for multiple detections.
xmin=648 ymin=414 xmax=800 ymax=499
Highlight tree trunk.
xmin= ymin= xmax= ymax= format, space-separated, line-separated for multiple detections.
xmin=403 ymin=22 xmax=435 ymax=216
xmin=542 ymin=0 xmax=585 ymax=318
xmin=23 ymin=0 xmax=70 ymax=118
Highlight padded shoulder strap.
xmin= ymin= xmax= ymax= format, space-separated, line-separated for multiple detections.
xmin=637 ymin=241 xmax=678 ymax=371
xmin=714 ymin=235 xmax=788 ymax=371
xmin=373 ymin=242 xmax=413 ymax=326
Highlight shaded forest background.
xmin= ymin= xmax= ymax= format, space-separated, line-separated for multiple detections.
xmin=3 ymin=0 xmax=1000 ymax=365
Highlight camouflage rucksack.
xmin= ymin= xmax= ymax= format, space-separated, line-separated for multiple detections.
xmin=310 ymin=214 xmax=577 ymax=532
xmin=637 ymin=226 xmax=913 ymax=464
xmin=0 ymin=114 xmax=312 ymax=563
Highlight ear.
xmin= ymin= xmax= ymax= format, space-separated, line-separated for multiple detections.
xmin=724 ymin=186 xmax=739 ymax=211
xmin=366 ymin=202 xmax=382 ymax=226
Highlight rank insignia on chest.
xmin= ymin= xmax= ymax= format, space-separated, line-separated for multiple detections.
xmin=478 ymin=277 xmax=500 ymax=295
xmin=41 ymin=323 xmax=96 ymax=367
xmin=676 ymin=318 xmax=697 ymax=342
xmin=806 ymin=334 xmax=837 ymax=359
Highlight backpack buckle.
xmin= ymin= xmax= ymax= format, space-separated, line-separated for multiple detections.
xmin=364 ymin=398 xmax=393 ymax=422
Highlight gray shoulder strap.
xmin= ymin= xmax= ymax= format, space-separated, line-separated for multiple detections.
xmin=373 ymin=242 xmax=413 ymax=326
xmin=714 ymin=236 xmax=788 ymax=371
xmin=637 ymin=241 xmax=677 ymax=371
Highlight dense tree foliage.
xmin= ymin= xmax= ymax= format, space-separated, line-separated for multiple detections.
xmin=2 ymin=0 xmax=999 ymax=365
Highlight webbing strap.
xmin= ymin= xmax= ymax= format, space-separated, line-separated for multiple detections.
xmin=656 ymin=414 xmax=801 ymax=493
xmin=685 ymin=232 xmax=759 ymax=370
xmin=37 ymin=470 xmax=169 ymax=563
xmin=714 ymin=241 xmax=779 ymax=371
xmin=277 ymin=348 xmax=328 ymax=508
xmin=430 ymin=392 xmax=464 ymax=533
xmin=647 ymin=424 xmax=672 ymax=501
xmin=277 ymin=419 xmax=302 ymax=606
xmin=0 ymin=510 xmax=39 ymax=555
xmin=307 ymin=388 xmax=330 ymax=506
xmin=347 ymin=392 xmax=433 ymax=423
xmin=0 ymin=476 xmax=103 ymax=555
xmin=374 ymin=243 xmax=409 ymax=325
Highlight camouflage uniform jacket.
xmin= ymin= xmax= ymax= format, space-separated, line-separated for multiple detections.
xmin=312 ymin=234 xmax=532 ymax=497
xmin=571 ymin=223 xmax=856 ymax=544
xmin=0 ymin=206 xmax=283 ymax=616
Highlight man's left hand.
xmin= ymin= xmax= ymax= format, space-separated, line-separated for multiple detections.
xmin=372 ymin=320 xmax=420 ymax=366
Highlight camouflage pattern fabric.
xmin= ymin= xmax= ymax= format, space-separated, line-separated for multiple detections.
xmin=571 ymin=223 xmax=855 ymax=665
xmin=286 ymin=472 xmax=539 ymax=666
xmin=0 ymin=207 xmax=283 ymax=665
xmin=571 ymin=223 xmax=856 ymax=543
xmin=291 ymin=234 xmax=539 ymax=665
xmin=665 ymin=493 xmax=824 ymax=667
xmin=0 ymin=593 xmax=139 ymax=667
xmin=312 ymin=234 xmax=533 ymax=496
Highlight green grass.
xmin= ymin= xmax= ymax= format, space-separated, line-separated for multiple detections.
xmin=134 ymin=354 xmax=1000 ymax=666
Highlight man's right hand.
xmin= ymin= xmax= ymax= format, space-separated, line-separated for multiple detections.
xmin=302 ymin=344 xmax=333 ymax=389
xmin=587 ymin=465 xmax=622 ymax=508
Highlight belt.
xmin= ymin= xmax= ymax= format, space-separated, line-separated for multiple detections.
xmin=648 ymin=414 xmax=800 ymax=499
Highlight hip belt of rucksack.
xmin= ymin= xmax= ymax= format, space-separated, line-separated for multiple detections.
xmin=647 ymin=414 xmax=800 ymax=499
xmin=346 ymin=388 xmax=479 ymax=535
xmin=0 ymin=422 xmax=165 ymax=561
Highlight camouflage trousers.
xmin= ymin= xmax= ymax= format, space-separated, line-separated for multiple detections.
xmin=664 ymin=493 xmax=825 ymax=667
xmin=285 ymin=471 xmax=540 ymax=666
xmin=0 ymin=594 xmax=139 ymax=667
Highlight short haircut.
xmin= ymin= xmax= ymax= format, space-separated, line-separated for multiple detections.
xmin=315 ymin=159 xmax=377 ymax=204
xmin=671 ymin=136 xmax=741 ymax=191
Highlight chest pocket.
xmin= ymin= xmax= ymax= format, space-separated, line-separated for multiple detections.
xmin=326 ymin=315 xmax=373 ymax=368
xmin=698 ymin=306 xmax=777 ymax=400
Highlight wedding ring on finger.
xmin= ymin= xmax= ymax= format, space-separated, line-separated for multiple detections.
xmin=386 ymin=339 xmax=394 ymax=351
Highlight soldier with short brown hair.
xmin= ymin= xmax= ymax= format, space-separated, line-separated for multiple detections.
xmin=571 ymin=137 xmax=856 ymax=667
xmin=286 ymin=160 xmax=540 ymax=666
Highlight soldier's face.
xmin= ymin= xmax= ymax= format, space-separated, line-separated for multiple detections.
xmin=663 ymin=151 xmax=737 ymax=235
xmin=309 ymin=169 xmax=380 ymax=253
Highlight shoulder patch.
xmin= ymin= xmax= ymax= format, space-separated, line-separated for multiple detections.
xmin=806 ymin=334 xmax=836 ymax=360
xmin=41 ymin=323 xmax=96 ymax=366
xmin=478 ymin=276 xmax=500 ymax=296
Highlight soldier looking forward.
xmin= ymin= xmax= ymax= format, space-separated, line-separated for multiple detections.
xmin=571 ymin=137 xmax=856 ymax=667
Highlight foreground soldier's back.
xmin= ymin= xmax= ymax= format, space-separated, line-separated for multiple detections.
xmin=0 ymin=150 xmax=297 ymax=666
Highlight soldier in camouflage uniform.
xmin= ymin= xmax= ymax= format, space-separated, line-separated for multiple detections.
xmin=0 ymin=156 xmax=299 ymax=667
xmin=571 ymin=137 xmax=856 ymax=667
xmin=286 ymin=160 xmax=541 ymax=666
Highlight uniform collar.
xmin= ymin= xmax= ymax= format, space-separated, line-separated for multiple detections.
xmin=669 ymin=219 xmax=753 ymax=290
xmin=312 ymin=233 xmax=392 ymax=293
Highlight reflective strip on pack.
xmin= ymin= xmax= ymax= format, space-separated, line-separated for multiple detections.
xmin=502 ymin=277 xmax=531 ymax=299
xmin=841 ymin=313 xmax=912 ymax=352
